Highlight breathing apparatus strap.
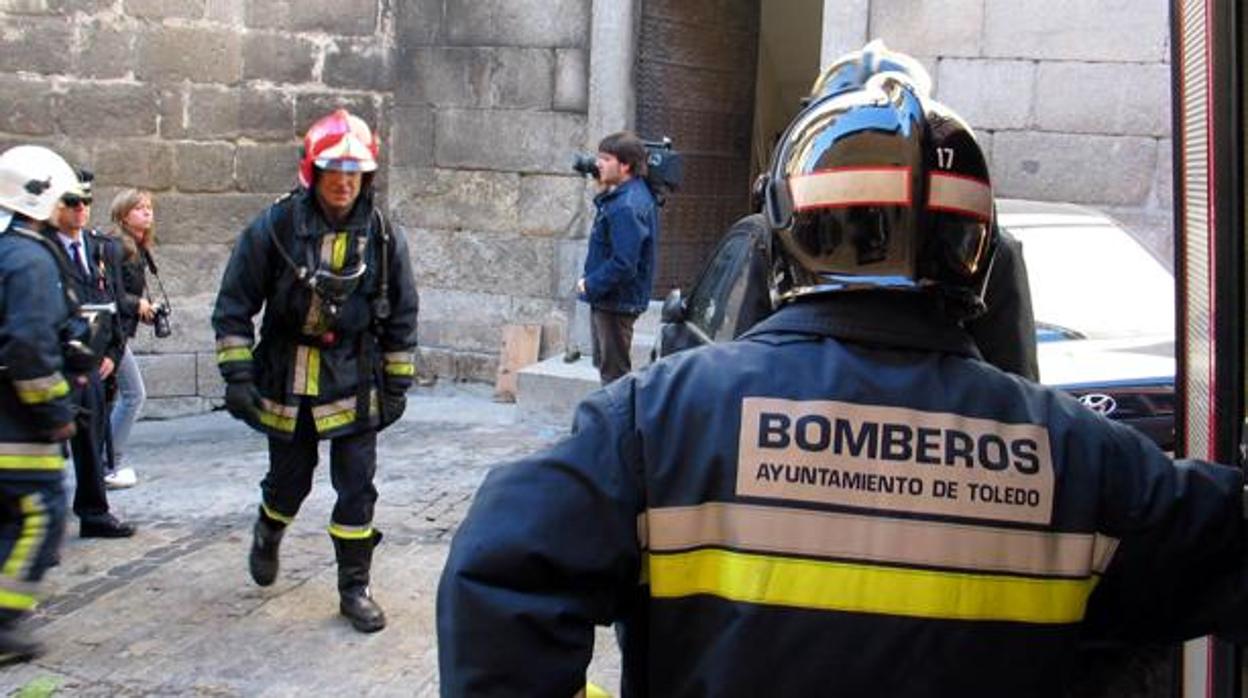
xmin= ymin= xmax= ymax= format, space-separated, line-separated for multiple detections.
xmin=8 ymin=223 xmax=83 ymax=315
xmin=262 ymin=199 xmax=395 ymax=429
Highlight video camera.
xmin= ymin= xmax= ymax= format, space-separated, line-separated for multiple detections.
xmin=572 ymin=137 xmax=684 ymax=206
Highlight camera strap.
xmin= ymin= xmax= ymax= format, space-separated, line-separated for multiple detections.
xmin=140 ymin=247 xmax=172 ymax=313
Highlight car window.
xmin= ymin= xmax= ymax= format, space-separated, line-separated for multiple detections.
xmin=1005 ymin=221 xmax=1174 ymax=339
xmin=685 ymin=233 xmax=749 ymax=340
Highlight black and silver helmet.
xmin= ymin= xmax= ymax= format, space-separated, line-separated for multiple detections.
xmin=762 ymin=74 xmax=995 ymax=318
xmin=806 ymin=39 xmax=933 ymax=107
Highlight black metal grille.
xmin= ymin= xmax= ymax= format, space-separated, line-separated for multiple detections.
xmin=636 ymin=0 xmax=760 ymax=296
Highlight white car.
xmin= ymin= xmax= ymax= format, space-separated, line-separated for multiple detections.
xmin=654 ymin=200 xmax=1176 ymax=449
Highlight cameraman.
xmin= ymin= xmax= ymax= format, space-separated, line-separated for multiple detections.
xmin=576 ymin=131 xmax=659 ymax=385
xmin=105 ymin=188 xmax=163 ymax=490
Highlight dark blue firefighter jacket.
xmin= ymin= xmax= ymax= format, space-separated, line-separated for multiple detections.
xmin=438 ymin=292 xmax=1248 ymax=698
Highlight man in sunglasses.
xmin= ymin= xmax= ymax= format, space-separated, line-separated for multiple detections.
xmin=213 ymin=109 xmax=418 ymax=633
xmin=45 ymin=170 xmax=134 ymax=540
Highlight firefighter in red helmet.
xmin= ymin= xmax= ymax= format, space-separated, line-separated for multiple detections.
xmin=213 ymin=109 xmax=419 ymax=632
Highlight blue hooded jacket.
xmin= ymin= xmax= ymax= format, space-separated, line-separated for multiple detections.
xmin=580 ymin=177 xmax=658 ymax=315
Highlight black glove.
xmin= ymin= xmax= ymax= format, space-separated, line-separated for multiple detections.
xmin=379 ymin=382 xmax=407 ymax=429
xmin=224 ymin=381 xmax=262 ymax=423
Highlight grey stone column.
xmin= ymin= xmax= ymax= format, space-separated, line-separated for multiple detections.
xmin=820 ymin=0 xmax=870 ymax=69
xmin=563 ymin=0 xmax=639 ymax=355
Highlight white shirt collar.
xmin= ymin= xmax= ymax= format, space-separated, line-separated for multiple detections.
xmin=56 ymin=230 xmax=89 ymax=273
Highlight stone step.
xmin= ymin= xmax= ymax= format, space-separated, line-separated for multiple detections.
xmin=516 ymin=355 xmax=600 ymax=421
xmin=516 ymin=330 xmax=656 ymax=421
xmin=516 ymin=300 xmax=662 ymax=422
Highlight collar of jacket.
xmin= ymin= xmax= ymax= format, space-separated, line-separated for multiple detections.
xmin=294 ymin=187 xmax=375 ymax=237
xmin=593 ymin=176 xmax=646 ymax=207
xmin=740 ymin=292 xmax=983 ymax=360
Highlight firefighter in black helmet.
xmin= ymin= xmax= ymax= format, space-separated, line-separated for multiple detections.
xmin=800 ymin=38 xmax=1038 ymax=380
xmin=437 ymin=75 xmax=1248 ymax=697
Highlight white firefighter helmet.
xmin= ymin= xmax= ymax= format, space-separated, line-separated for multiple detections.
xmin=0 ymin=145 xmax=83 ymax=230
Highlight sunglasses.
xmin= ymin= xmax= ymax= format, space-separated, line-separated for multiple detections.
xmin=62 ymin=195 xmax=92 ymax=208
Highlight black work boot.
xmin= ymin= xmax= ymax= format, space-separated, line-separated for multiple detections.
xmin=0 ymin=611 xmax=42 ymax=666
xmin=332 ymin=532 xmax=386 ymax=633
xmin=249 ymin=509 xmax=286 ymax=587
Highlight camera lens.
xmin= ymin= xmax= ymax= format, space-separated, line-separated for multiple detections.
xmin=571 ymin=154 xmax=599 ymax=179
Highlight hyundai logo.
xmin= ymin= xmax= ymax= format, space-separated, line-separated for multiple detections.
xmin=1079 ymin=393 xmax=1118 ymax=416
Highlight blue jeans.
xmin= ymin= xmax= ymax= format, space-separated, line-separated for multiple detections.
xmin=108 ymin=345 xmax=146 ymax=469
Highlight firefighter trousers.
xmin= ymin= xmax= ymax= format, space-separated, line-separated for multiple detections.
xmin=260 ymin=399 xmax=378 ymax=530
xmin=0 ymin=479 xmax=66 ymax=612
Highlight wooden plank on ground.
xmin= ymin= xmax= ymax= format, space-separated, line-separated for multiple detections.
xmin=494 ymin=323 xmax=542 ymax=402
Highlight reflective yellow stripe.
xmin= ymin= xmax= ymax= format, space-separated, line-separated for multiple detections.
xmin=259 ymin=410 xmax=297 ymax=433
xmin=3 ymin=495 xmax=46 ymax=579
xmin=311 ymin=393 xmax=376 ymax=433
xmin=217 ymin=347 xmax=253 ymax=364
xmin=328 ymin=522 xmax=373 ymax=540
xmin=0 ymin=587 xmax=36 ymax=612
xmin=13 ymin=373 xmax=70 ymax=405
xmin=384 ymin=362 xmax=415 ymax=377
xmin=0 ymin=455 xmax=63 ymax=471
xmin=645 ymin=503 xmax=1120 ymax=578
xmin=331 ymin=232 xmax=349 ymax=270
xmin=261 ymin=503 xmax=295 ymax=525
xmin=257 ymin=398 xmax=298 ymax=433
xmin=16 ymin=379 xmax=69 ymax=404
xmin=647 ymin=549 xmax=1097 ymax=625
xmin=292 ymin=346 xmax=322 ymax=397
xmin=315 ymin=409 xmax=356 ymax=433
xmin=306 ymin=347 xmax=320 ymax=396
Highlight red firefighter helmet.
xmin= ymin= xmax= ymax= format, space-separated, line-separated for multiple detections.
xmin=298 ymin=109 xmax=380 ymax=189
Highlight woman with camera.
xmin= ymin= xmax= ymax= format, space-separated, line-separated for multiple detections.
xmin=106 ymin=188 xmax=166 ymax=489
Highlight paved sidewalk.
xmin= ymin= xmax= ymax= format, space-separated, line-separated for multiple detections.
xmin=0 ymin=383 xmax=623 ymax=697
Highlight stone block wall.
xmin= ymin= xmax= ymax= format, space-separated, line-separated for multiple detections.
xmin=389 ymin=0 xmax=592 ymax=381
xmin=0 ymin=0 xmax=592 ymax=415
xmin=867 ymin=0 xmax=1174 ymax=259
xmin=0 ymin=0 xmax=1173 ymax=415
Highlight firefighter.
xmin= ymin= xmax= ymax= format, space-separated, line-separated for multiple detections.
xmin=437 ymin=77 xmax=1248 ymax=696
xmin=805 ymin=39 xmax=1039 ymax=381
xmin=0 ymin=145 xmax=83 ymax=661
xmin=213 ymin=109 xmax=419 ymax=633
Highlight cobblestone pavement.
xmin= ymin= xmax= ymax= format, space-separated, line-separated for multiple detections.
xmin=0 ymin=383 xmax=624 ymax=697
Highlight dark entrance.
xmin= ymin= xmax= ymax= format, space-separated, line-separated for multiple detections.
xmin=635 ymin=0 xmax=761 ymax=295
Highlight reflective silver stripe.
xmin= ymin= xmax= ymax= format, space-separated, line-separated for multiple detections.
xmin=646 ymin=502 xmax=1118 ymax=578
xmin=0 ymin=443 xmax=63 ymax=457
xmin=928 ymin=172 xmax=992 ymax=220
xmin=384 ymin=351 xmax=415 ymax=364
xmin=311 ymin=396 xmax=357 ymax=419
xmin=259 ymin=398 xmax=297 ymax=419
xmin=292 ymin=346 xmax=312 ymax=395
xmin=790 ymin=167 xmax=911 ymax=211
xmin=216 ymin=335 xmax=252 ymax=350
